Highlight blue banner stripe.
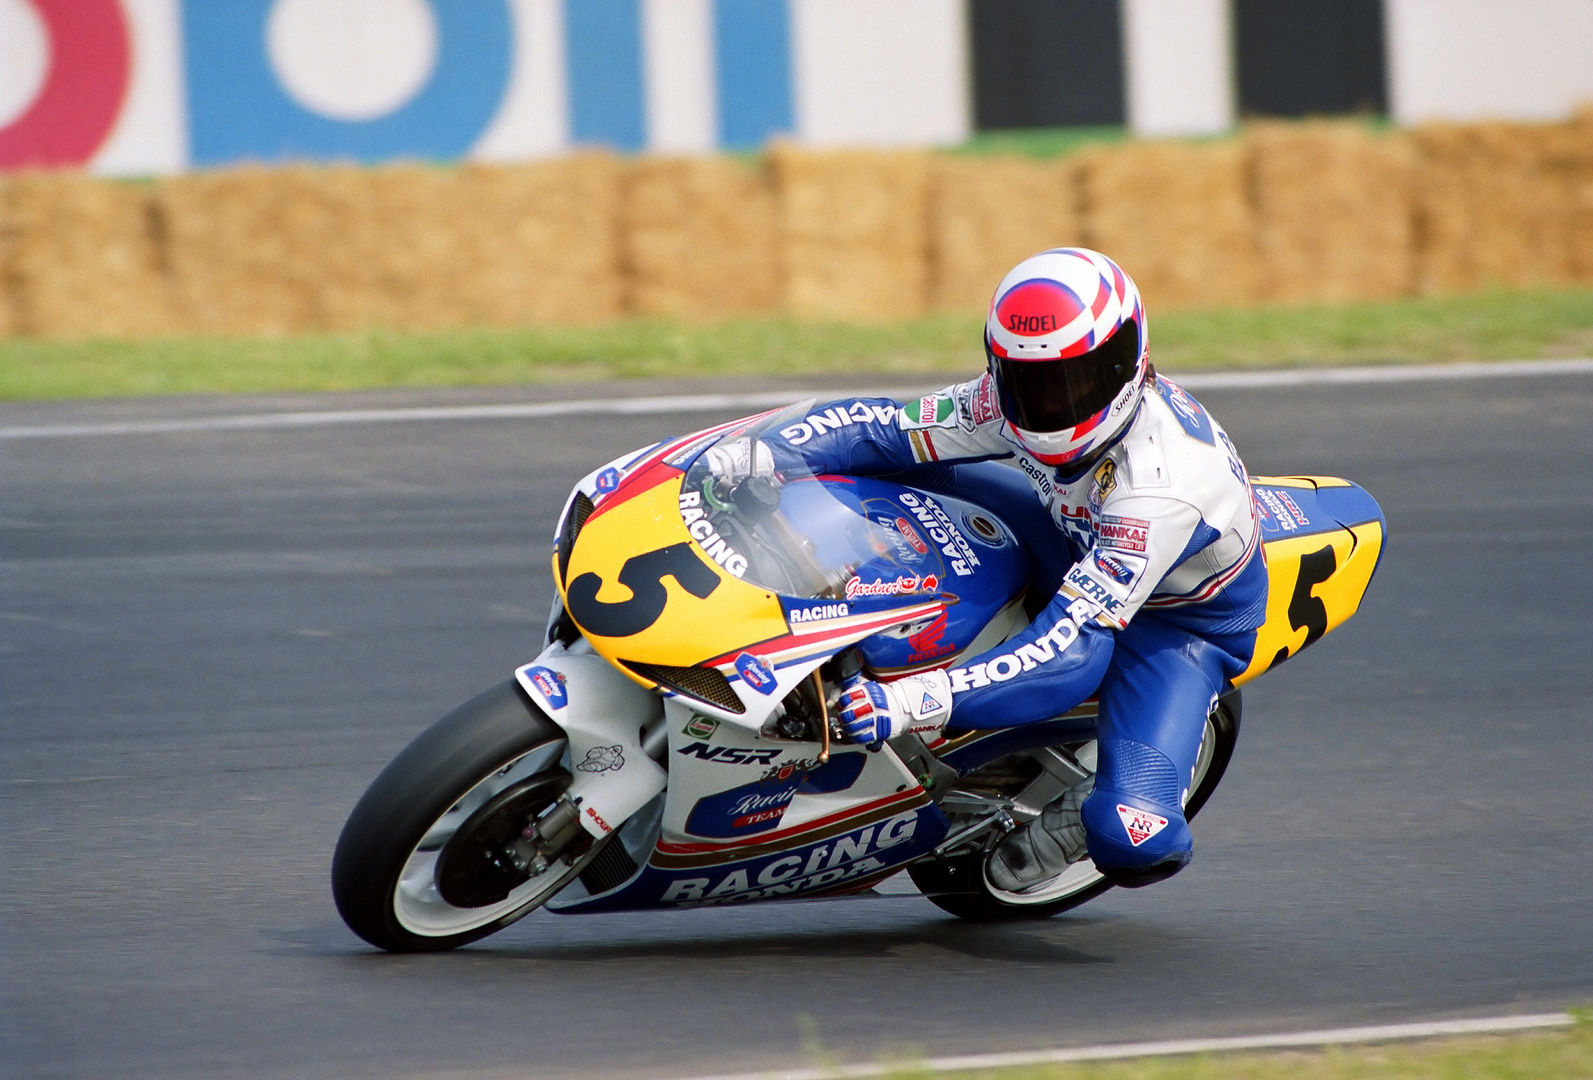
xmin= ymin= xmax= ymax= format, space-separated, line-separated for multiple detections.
xmin=183 ymin=0 xmax=513 ymax=167
xmin=714 ymin=0 xmax=793 ymax=150
xmin=565 ymin=0 xmax=646 ymax=152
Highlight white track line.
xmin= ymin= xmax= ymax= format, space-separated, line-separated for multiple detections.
xmin=668 ymin=1012 xmax=1576 ymax=1080
xmin=3 ymin=358 xmax=1590 ymax=441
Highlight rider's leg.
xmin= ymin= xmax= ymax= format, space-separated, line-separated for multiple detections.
xmin=1081 ymin=616 xmax=1252 ymax=886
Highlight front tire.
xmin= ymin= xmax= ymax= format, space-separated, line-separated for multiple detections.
xmin=331 ymin=680 xmax=593 ymax=952
xmin=909 ymin=690 xmax=1241 ymax=921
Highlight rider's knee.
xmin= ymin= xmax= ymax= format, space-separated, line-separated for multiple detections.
xmin=1083 ymin=737 xmax=1194 ymax=885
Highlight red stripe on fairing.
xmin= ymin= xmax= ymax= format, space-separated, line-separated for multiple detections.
xmin=655 ymin=788 xmax=924 ymax=855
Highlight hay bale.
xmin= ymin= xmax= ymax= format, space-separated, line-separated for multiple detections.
xmin=1079 ymin=140 xmax=1260 ymax=311
xmin=1412 ymin=121 xmax=1579 ymax=294
xmin=770 ymin=146 xmax=930 ymax=322
xmin=0 ymin=176 xmax=14 ymax=339
xmin=929 ymin=155 xmax=1082 ymax=314
xmin=622 ymin=155 xmax=779 ymax=321
xmin=1248 ymin=121 xmax=1418 ymax=304
xmin=1556 ymin=107 xmax=1593 ymax=283
xmin=157 ymin=165 xmax=343 ymax=336
xmin=159 ymin=154 xmax=625 ymax=336
xmin=3 ymin=172 xmax=175 ymax=339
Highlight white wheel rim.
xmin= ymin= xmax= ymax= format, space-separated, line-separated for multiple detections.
xmin=391 ymin=741 xmax=583 ymax=938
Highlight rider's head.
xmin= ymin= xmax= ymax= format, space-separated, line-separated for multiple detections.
xmin=984 ymin=248 xmax=1149 ymax=471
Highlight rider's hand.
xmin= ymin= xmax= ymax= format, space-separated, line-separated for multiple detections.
xmin=835 ymin=670 xmax=953 ymax=747
xmin=704 ymin=437 xmax=774 ymax=485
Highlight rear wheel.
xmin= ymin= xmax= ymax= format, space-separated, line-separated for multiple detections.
xmin=331 ymin=681 xmax=608 ymax=952
xmin=908 ymin=690 xmax=1241 ymax=921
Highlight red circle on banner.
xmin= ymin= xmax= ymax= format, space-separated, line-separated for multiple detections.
xmin=0 ymin=0 xmax=131 ymax=169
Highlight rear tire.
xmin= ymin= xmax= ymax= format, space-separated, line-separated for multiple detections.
xmin=909 ymin=690 xmax=1241 ymax=921
xmin=331 ymin=680 xmax=582 ymax=952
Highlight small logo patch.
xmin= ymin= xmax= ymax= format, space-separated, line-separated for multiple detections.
xmin=683 ymin=715 xmax=718 ymax=739
xmin=735 ymin=652 xmax=778 ymax=695
xmin=918 ymin=690 xmax=943 ymax=716
xmin=525 ymin=666 xmax=568 ymax=709
xmin=1116 ymin=804 xmax=1169 ymax=847
xmin=594 ymin=466 xmax=622 ymax=494
xmin=578 ymin=745 xmax=625 ymax=773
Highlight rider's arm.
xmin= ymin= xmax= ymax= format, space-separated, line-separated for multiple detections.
xmin=763 ymin=380 xmax=1012 ymax=477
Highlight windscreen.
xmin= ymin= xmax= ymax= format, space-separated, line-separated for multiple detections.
xmin=677 ymin=402 xmax=923 ymax=600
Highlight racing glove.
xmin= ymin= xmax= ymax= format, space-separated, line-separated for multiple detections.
xmin=836 ymin=670 xmax=953 ymax=747
xmin=703 ymin=437 xmax=775 ymax=485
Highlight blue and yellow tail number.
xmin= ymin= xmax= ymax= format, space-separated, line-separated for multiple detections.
xmin=1235 ymin=477 xmax=1386 ymax=687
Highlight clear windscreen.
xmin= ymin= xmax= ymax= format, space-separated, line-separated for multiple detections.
xmin=677 ymin=402 xmax=923 ymax=601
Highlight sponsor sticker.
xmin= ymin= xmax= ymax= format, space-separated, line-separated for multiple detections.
xmin=1255 ymin=489 xmax=1308 ymax=533
xmin=900 ymin=394 xmax=956 ymax=431
xmin=948 ymin=616 xmax=1080 ymax=692
xmin=844 ymin=573 xmax=939 ymax=600
xmin=1064 ymin=564 xmax=1127 ymax=614
xmin=1116 ymin=804 xmax=1169 ymax=847
xmin=734 ymin=651 xmax=778 ymax=695
xmin=969 ymin=373 xmax=1000 ymax=426
xmin=1096 ymin=514 xmax=1150 ymax=553
xmin=897 ymin=491 xmax=980 ymax=576
xmin=894 ymin=516 xmax=930 ymax=554
xmin=917 ymin=690 xmax=943 ymax=717
xmin=1153 ymin=378 xmax=1216 ymax=446
xmin=788 ymin=601 xmax=849 ymax=625
xmin=1090 ymin=458 xmax=1118 ymax=512
xmin=676 ymin=742 xmax=782 ymax=765
xmin=779 ymin=400 xmax=901 ymax=445
xmin=586 ymin=805 xmax=612 ymax=833
xmin=906 ymin=610 xmax=954 ymax=662
xmin=660 ymin=809 xmax=926 ymax=904
xmin=677 ymin=489 xmax=749 ymax=578
xmin=683 ymin=715 xmax=719 ymax=739
xmin=1092 ymin=550 xmax=1143 ymax=588
xmin=525 ymin=665 xmax=568 ymax=709
xmin=594 ymin=466 xmax=622 ymax=494
xmin=577 ymin=745 xmax=625 ymax=773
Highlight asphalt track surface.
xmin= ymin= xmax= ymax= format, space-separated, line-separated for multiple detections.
xmin=4 ymin=370 xmax=1591 ymax=1080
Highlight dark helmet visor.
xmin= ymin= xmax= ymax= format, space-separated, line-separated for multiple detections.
xmin=988 ymin=319 xmax=1141 ymax=433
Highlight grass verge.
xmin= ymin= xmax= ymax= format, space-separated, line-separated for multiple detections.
xmin=876 ymin=1014 xmax=1590 ymax=1080
xmin=1 ymin=288 xmax=1589 ymax=401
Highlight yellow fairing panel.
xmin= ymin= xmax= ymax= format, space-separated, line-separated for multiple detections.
xmin=557 ymin=473 xmax=788 ymax=674
xmin=1234 ymin=518 xmax=1384 ymax=687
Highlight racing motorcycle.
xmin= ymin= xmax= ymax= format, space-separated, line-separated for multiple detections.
xmin=332 ymin=400 xmax=1385 ymax=952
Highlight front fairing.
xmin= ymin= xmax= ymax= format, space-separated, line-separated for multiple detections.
xmin=553 ymin=404 xmax=945 ymax=727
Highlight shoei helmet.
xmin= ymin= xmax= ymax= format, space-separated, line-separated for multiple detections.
xmin=984 ymin=248 xmax=1149 ymax=468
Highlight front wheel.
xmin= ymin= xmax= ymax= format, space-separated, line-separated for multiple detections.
xmin=909 ymin=690 xmax=1241 ymax=921
xmin=332 ymin=680 xmax=604 ymax=952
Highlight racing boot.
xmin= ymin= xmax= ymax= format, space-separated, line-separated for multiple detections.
xmin=986 ymin=779 xmax=1092 ymax=892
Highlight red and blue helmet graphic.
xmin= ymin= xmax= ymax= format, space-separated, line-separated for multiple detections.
xmin=984 ymin=248 xmax=1149 ymax=467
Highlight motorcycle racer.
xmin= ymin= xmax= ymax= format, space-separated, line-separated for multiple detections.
xmin=746 ymin=248 xmax=1267 ymax=891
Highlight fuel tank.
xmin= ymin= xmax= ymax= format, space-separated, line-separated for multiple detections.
xmin=810 ymin=477 xmax=1028 ymax=676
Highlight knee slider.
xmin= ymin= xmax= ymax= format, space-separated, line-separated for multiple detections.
xmin=1084 ymin=738 xmax=1192 ymax=876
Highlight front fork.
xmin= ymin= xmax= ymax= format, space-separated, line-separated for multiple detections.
xmin=514 ymin=639 xmax=669 ymax=844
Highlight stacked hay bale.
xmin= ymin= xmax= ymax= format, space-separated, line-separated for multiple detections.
xmin=1078 ymin=140 xmax=1260 ymax=310
xmin=1556 ymin=107 xmax=1593 ymax=283
xmin=157 ymin=165 xmax=342 ymax=335
xmin=623 ymin=155 xmax=779 ymax=320
xmin=0 ymin=172 xmax=175 ymax=338
xmin=929 ymin=155 xmax=1082 ymax=313
xmin=1412 ymin=121 xmax=1581 ymax=294
xmin=156 ymin=155 xmax=623 ymax=337
xmin=1247 ymin=121 xmax=1418 ymax=303
xmin=771 ymin=146 xmax=931 ymax=321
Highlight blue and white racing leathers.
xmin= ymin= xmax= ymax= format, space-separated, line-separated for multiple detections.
xmin=767 ymin=373 xmax=1268 ymax=873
